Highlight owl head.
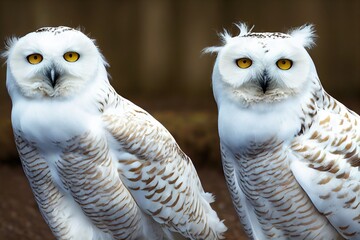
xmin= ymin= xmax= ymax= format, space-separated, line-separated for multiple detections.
xmin=3 ymin=26 xmax=108 ymax=99
xmin=205 ymin=23 xmax=317 ymax=107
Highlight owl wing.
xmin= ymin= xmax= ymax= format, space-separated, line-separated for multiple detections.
xmin=102 ymin=97 xmax=226 ymax=240
xmin=290 ymin=93 xmax=360 ymax=238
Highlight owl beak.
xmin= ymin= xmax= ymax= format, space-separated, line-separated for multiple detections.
xmin=259 ymin=71 xmax=270 ymax=93
xmin=45 ymin=68 xmax=60 ymax=87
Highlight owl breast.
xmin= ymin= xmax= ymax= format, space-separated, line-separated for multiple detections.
xmin=218 ymin=99 xmax=302 ymax=150
xmin=11 ymin=97 xmax=101 ymax=148
xmin=11 ymin=95 xmax=145 ymax=239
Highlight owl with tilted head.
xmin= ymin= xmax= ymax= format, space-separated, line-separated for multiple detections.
xmin=206 ymin=23 xmax=360 ymax=239
xmin=3 ymin=26 xmax=227 ymax=240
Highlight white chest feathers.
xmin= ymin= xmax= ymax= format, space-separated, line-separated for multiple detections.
xmin=218 ymin=98 xmax=303 ymax=149
xmin=11 ymin=98 xmax=101 ymax=148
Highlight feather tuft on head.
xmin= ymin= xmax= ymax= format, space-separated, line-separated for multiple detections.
xmin=203 ymin=22 xmax=253 ymax=54
xmin=202 ymin=29 xmax=232 ymax=54
xmin=288 ymin=24 xmax=316 ymax=49
xmin=234 ymin=22 xmax=254 ymax=37
xmin=1 ymin=37 xmax=18 ymax=62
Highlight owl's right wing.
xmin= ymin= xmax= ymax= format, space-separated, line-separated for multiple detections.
xmin=290 ymin=93 xmax=360 ymax=238
xmin=102 ymin=97 xmax=226 ymax=240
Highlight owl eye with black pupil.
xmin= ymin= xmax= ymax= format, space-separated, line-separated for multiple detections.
xmin=236 ymin=58 xmax=252 ymax=69
xmin=27 ymin=53 xmax=43 ymax=64
xmin=63 ymin=52 xmax=80 ymax=62
xmin=276 ymin=59 xmax=293 ymax=70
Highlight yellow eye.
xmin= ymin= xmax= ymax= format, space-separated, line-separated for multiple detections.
xmin=276 ymin=59 xmax=293 ymax=70
xmin=236 ymin=58 xmax=252 ymax=69
xmin=27 ymin=54 xmax=43 ymax=64
xmin=63 ymin=52 xmax=80 ymax=62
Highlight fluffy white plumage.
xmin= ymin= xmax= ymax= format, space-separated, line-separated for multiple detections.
xmin=4 ymin=26 xmax=227 ymax=240
xmin=206 ymin=23 xmax=360 ymax=239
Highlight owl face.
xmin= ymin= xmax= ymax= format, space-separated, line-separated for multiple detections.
xmin=208 ymin=24 xmax=316 ymax=106
xmin=4 ymin=27 xmax=106 ymax=98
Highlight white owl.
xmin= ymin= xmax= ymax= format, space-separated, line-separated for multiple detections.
xmin=3 ymin=26 xmax=227 ymax=240
xmin=206 ymin=23 xmax=360 ymax=239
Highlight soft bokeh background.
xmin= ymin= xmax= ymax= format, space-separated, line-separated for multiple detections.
xmin=0 ymin=0 xmax=360 ymax=163
xmin=0 ymin=1 xmax=359 ymax=239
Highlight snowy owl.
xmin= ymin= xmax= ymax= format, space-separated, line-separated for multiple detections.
xmin=205 ymin=23 xmax=360 ymax=239
xmin=3 ymin=26 xmax=227 ymax=240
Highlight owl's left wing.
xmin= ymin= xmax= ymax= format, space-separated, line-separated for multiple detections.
xmin=290 ymin=95 xmax=360 ymax=238
xmin=101 ymin=97 xmax=226 ymax=240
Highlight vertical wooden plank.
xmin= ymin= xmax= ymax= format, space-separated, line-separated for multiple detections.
xmin=137 ymin=0 xmax=173 ymax=95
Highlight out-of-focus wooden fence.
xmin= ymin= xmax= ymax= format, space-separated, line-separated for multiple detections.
xmin=0 ymin=0 xmax=359 ymax=164
xmin=0 ymin=0 xmax=359 ymax=102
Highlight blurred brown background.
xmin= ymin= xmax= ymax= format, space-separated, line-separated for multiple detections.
xmin=0 ymin=0 xmax=359 ymax=239
xmin=1 ymin=0 xmax=360 ymax=162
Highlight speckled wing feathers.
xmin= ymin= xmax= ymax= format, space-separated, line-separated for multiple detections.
xmin=291 ymin=91 xmax=360 ymax=238
xmin=101 ymin=94 xmax=226 ymax=240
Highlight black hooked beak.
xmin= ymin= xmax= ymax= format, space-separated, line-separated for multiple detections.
xmin=259 ymin=71 xmax=270 ymax=93
xmin=45 ymin=68 xmax=60 ymax=88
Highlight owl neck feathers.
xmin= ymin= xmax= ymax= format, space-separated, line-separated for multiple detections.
xmin=297 ymin=77 xmax=323 ymax=136
xmin=94 ymin=80 xmax=124 ymax=113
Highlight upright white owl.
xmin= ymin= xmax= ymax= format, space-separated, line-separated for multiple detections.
xmin=3 ymin=26 xmax=227 ymax=240
xmin=206 ymin=23 xmax=360 ymax=239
